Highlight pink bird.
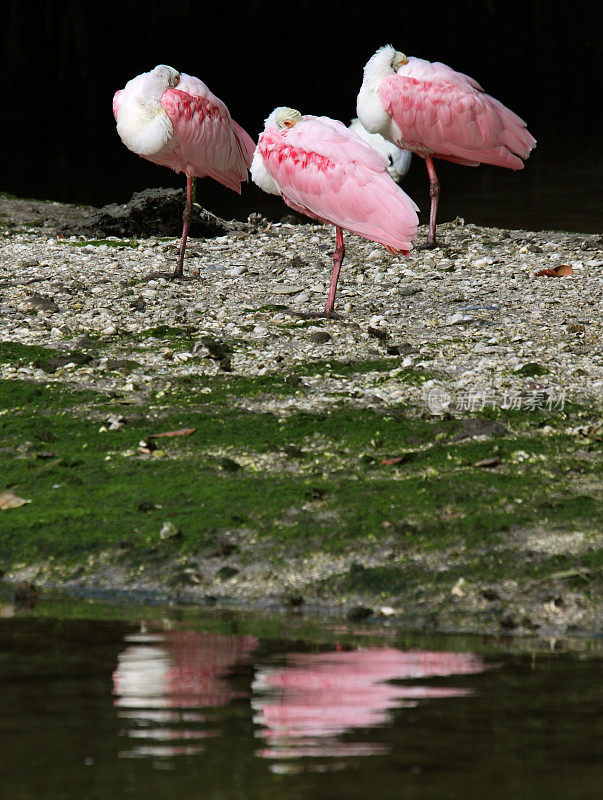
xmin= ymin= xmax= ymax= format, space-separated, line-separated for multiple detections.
xmin=251 ymin=107 xmax=419 ymax=317
xmin=357 ymin=45 xmax=536 ymax=247
xmin=113 ymin=65 xmax=255 ymax=277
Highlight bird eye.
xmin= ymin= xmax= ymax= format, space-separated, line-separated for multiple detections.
xmin=284 ymin=120 xmax=293 ymax=128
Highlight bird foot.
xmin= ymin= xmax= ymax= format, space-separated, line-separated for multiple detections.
xmin=291 ymin=310 xmax=343 ymax=320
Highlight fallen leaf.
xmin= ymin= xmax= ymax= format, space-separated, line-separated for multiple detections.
xmin=0 ymin=491 xmax=31 ymax=510
xmin=534 ymin=264 xmax=573 ymax=277
xmin=147 ymin=428 xmax=196 ymax=439
xmin=381 ymin=456 xmax=408 ymax=466
xmin=473 ymin=457 xmax=500 ymax=468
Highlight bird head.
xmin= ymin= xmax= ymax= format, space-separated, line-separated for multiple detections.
xmin=152 ymin=65 xmax=181 ymax=88
xmin=275 ymin=107 xmax=302 ymax=130
xmin=391 ymin=51 xmax=408 ymax=71
xmin=142 ymin=65 xmax=181 ymax=100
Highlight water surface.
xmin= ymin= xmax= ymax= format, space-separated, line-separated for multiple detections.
xmin=0 ymin=599 xmax=600 ymax=799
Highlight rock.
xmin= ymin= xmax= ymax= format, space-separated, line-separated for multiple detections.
xmin=272 ymin=285 xmax=305 ymax=295
xmin=387 ymin=343 xmax=417 ymax=356
xmin=62 ymin=188 xmax=253 ymax=239
xmin=14 ymin=581 xmax=38 ymax=607
xmin=446 ymin=312 xmax=473 ymax=325
xmin=451 ymin=419 xmax=510 ymax=442
xmin=193 ymin=336 xmax=232 ymax=361
xmin=218 ymin=456 xmax=241 ymax=472
xmin=27 ymin=294 xmax=59 ymax=313
xmin=308 ymin=331 xmax=331 ymax=344
xmin=216 ymin=565 xmax=239 ymax=581
xmin=367 ymin=326 xmax=388 ymax=341
xmin=74 ymin=335 xmax=97 ymax=349
xmin=33 ymin=352 xmax=93 ymax=373
xmin=159 ymin=521 xmax=182 ymax=540
xmin=346 ymin=605 xmax=373 ymax=622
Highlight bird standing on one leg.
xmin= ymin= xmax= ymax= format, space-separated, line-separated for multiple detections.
xmin=251 ymin=108 xmax=419 ymax=318
xmin=113 ymin=65 xmax=255 ymax=277
xmin=357 ymin=45 xmax=536 ymax=247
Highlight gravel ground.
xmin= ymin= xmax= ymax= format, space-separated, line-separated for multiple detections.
xmin=1 ymin=200 xmax=601 ymax=413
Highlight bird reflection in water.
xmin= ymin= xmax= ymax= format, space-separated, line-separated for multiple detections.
xmin=252 ymin=648 xmax=486 ymax=766
xmin=113 ymin=628 xmax=257 ymax=759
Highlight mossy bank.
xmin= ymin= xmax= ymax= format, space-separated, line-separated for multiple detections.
xmin=0 ymin=194 xmax=601 ymax=639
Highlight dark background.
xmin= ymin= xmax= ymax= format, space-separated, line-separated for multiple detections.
xmin=1 ymin=0 xmax=601 ymax=232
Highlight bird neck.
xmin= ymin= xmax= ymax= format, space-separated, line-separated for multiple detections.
xmin=362 ymin=46 xmax=396 ymax=90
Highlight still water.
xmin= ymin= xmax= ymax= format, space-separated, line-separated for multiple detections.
xmin=0 ymin=599 xmax=600 ymax=799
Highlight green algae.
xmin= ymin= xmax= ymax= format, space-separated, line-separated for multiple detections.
xmin=0 ymin=342 xmax=94 ymax=373
xmin=0 ymin=370 xmax=600 ymax=586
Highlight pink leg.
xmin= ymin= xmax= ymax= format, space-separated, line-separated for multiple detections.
xmin=173 ymin=174 xmax=193 ymax=278
xmin=424 ymin=155 xmax=440 ymax=247
xmin=325 ymin=226 xmax=345 ymax=315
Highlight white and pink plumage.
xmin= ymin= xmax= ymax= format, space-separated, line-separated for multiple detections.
xmin=251 ymin=107 xmax=419 ymax=317
xmin=357 ymin=45 xmax=536 ymax=246
xmin=113 ymin=65 xmax=255 ymax=277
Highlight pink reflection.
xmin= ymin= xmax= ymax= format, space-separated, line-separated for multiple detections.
xmin=113 ymin=630 xmax=257 ymax=758
xmin=253 ymin=648 xmax=485 ymax=759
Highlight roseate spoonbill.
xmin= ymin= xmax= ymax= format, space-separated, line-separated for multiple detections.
xmin=251 ymin=107 xmax=418 ymax=317
xmin=348 ymin=118 xmax=412 ymax=182
xmin=113 ymin=65 xmax=255 ymax=277
xmin=357 ymin=45 xmax=536 ymax=247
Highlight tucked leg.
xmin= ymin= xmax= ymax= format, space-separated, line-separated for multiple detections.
xmin=424 ymin=155 xmax=440 ymax=247
xmin=325 ymin=226 xmax=345 ymax=316
xmin=173 ymin=174 xmax=194 ymax=278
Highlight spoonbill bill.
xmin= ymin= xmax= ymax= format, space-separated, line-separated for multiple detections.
xmin=113 ymin=65 xmax=255 ymax=277
xmin=251 ymin=107 xmax=418 ymax=317
xmin=357 ymin=45 xmax=536 ymax=247
xmin=348 ymin=118 xmax=411 ymax=182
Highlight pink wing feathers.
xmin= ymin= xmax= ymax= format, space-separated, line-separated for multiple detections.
xmin=380 ymin=57 xmax=536 ymax=168
xmin=159 ymin=73 xmax=255 ymax=192
xmin=259 ymin=116 xmax=418 ymax=252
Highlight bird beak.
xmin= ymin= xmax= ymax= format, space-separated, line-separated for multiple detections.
xmin=173 ymin=74 xmax=180 ymax=87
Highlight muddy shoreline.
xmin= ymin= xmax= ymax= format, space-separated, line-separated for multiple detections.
xmin=0 ymin=192 xmax=601 ymax=641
